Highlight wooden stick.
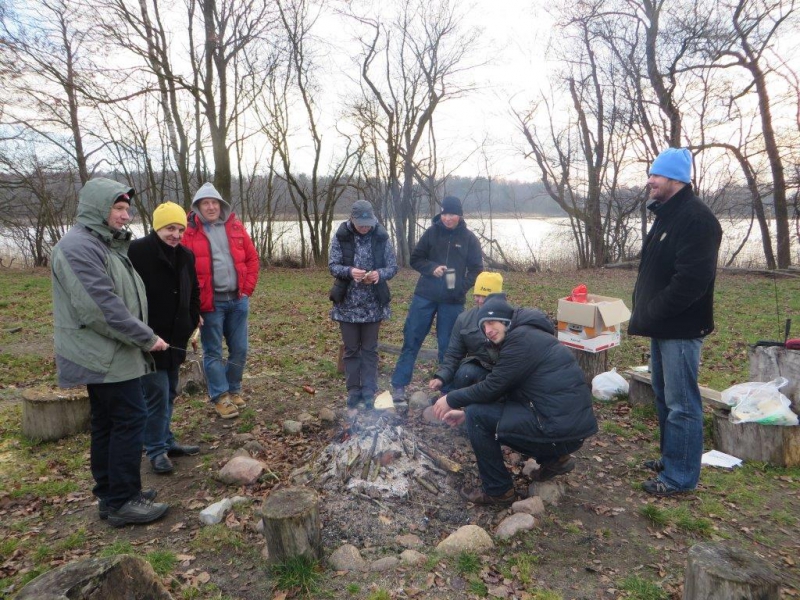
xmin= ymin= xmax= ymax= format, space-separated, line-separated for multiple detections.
xmin=414 ymin=474 xmax=439 ymax=495
xmin=417 ymin=444 xmax=461 ymax=473
xmin=361 ymin=430 xmax=379 ymax=480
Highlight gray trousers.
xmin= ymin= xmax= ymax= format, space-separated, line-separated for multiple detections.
xmin=339 ymin=321 xmax=381 ymax=397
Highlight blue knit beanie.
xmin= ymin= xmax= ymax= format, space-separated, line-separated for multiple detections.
xmin=650 ymin=148 xmax=692 ymax=184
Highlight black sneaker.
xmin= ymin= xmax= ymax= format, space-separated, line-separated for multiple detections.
xmin=98 ymin=489 xmax=157 ymax=520
xmin=167 ymin=444 xmax=200 ymax=457
xmin=346 ymin=393 xmax=362 ymax=408
xmin=641 ymin=478 xmax=684 ymax=497
xmin=107 ymin=493 xmax=169 ymax=527
xmin=391 ymin=386 xmax=406 ymax=402
xmin=643 ymin=458 xmax=665 ymax=473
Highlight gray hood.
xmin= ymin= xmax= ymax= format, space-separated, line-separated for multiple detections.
xmin=191 ymin=182 xmax=231 ymax=222
xmin=76 ymin=178 xmax=135 ymax=242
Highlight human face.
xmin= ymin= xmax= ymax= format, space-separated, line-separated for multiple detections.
xmin=474 ymin=294 xmax=486 ymax=307
xmin=107 ymin=201 xmax=131 ymax=230
xmin=157 ymin=223 xmax=186 ymax=247
xmin=440 ymin=213 xmax=460 ymax=229
xmin=482 ymin=320 xmax=508 ymax=344
xmin=647 ymin=174 xmax=683 ymax=204
xmin=353 ymin=223 xmax=373 ymax=235
xmin=198 ymin=198 xmax=221 ymax=223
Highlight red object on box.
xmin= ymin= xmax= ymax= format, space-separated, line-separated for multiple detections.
xmin=571 ymin=284 xmax=588 ymax=303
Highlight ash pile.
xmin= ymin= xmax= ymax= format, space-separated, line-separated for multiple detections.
xmin=291 ymin=412 xmax=460 ymax=499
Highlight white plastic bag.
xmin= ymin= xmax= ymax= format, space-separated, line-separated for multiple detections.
xmin=724 ymin=377 xmax=799 ymax=426
xmin=591 ymin=368 xmax=629 ymax=401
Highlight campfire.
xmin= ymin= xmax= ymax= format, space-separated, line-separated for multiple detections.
xmin=291 ymin=412 xmax=460 ymax=499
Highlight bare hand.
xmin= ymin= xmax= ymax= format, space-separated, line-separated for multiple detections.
xmin=432 ymin=265 xmax=447 ymax=278
xmin=150 ymin=337 xmax=168 ymax=352
xmin=443 ymin=410 xmax=466 ymax=427
xmin=364 ymin=270 xmax=379 ymax=284
xmin=428 ymin=378 xmax=443 ymax=392
xmin=432 ymin=395 xmax=452 ymax=420
xmin=351 ymin=267 xmax=367 ymax=282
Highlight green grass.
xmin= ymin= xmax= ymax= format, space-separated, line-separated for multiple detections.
xmin=146 ymin=550 xmax=178 ymax=576
xmin=618 ymin=575 xmax=669 ymax=600
xmin=189 ymin=524 xmax=248 ymax=554
xmin=601 ymin=421 xmax=632 ymax=438
xmin=468 ymin=580 xmax=488 ymax=596
xmin=455 ymin=551 xmax=481 ymax=575
xmin=638 ymin=504 xmax=712 ymax=536
xmin=100 ymin=540 xmax=136 ymax=557
xmin=270 ymin=555 xmax=321 ymax=595
xmin=639 ymin=504 xmax=669 ymax=527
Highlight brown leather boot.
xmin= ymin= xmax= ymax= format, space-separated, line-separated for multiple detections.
xmin=458 ymin=485 xmax=516 ymax=506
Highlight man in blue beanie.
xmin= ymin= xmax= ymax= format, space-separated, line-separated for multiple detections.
xmin=628 ymin=148 xmax=722 ymax=497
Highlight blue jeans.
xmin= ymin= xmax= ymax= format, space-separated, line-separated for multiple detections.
xmin=649 ymin=337 xmax=704 ymax=491
xmin=201 ymin=296 xmax=249 ymax=402
xmin=391 ymin=294 xmax=464 ymax=387
xmin=87 ymin=379 xmax=147 ymax=510
xmin=465 ymin=403 xmax=584 ymax=496
xmin=141 ymin=368 xmax=180 ymax=460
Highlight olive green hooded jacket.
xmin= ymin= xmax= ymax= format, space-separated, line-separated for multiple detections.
xmin=51 ymin=178 xmax=157 ymax=386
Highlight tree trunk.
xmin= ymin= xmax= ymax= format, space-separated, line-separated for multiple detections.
xmin=684 ymin=542 xmax=780 ymax=600
xmin=712 ymin=409 xmax=800 ymax=467
xmin=569 ymin=348 xmax=607 ymax=385
xmin=261 ymin=487 xmax=321 ymax=565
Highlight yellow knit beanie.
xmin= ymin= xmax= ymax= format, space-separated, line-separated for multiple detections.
xmin=473 ymin=272 xmax=503 ymax=296
xmin=153 ymin=202 xmax=187 ymax=231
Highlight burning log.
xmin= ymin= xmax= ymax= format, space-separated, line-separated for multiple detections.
xmin=417 ymin=444 xmax=462 ymax=473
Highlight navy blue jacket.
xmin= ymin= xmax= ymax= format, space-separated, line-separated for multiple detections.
xmin=410 ymin=215 xmax=483 ymax=305
xmin=628 ymin=185 xmax=722 ymax=339
xmin=446 ymin=309 xmax=598 ymax=445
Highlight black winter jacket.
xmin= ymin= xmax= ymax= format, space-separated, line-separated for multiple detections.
xmin=627 ymin=185 xmax=722 ymax=339
xmin=410 ymin=215 xmax=483 ymax=305
xmin=129 ymin=232 xmax=201 ymax=370
xmin=434 ymin=306 xmax=499 ymax=384
xmin=446 ymin=309 xmax=597 ymax=446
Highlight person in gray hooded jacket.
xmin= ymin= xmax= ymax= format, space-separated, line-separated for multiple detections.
xmin=51 ymin=178 xmax=170 ymax=527
xmin=182 ymin=182 xmax=260 ymax=419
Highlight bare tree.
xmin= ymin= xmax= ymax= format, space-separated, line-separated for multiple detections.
xmin=351 ymin=0 xmax=479 ymax=265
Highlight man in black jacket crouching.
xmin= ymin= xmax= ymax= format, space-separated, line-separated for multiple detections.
xmin=433 ymin=296 xmax=598 ymax=506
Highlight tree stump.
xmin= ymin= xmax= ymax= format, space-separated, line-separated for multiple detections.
xmin=712 ymin=409 xmax=800 ymax=467
xmin=16 ymin=554 xmax=173 ymax=599
xmin=261 ymin=487 xmax=321 ymax=565
xmin=684 ymin=542 xmax=780 ymax=600
xmin=178 ymin=358 xmax=205 ymax=396
xmin=749 ymin=346 xmax=800 ymax=413
xmin=568 ymin=348 xmax=608 ymax=385
xmin=21 ymin=388 xmax=90 ymax=442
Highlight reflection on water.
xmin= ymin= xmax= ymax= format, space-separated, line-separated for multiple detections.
xmin=0 ymin=217 xmax=795 ymax=269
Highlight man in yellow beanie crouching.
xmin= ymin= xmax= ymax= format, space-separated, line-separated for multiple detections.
xmin=129 ymin=202 xmax=202 ymax=475
xmin=428 ymin=272 xmax=504 ymax=394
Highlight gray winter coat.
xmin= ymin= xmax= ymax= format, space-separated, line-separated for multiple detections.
xmin=434 ymin=306 xmax=499 ymax=384
xmin=51 ymin=178 xmax=157 ymax=387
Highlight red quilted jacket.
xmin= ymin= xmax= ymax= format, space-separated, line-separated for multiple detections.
xmin=182 ymin=212 xmax=260 ymax=312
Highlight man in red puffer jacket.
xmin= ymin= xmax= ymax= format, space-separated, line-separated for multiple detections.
xmin=182 ymin=182 xmax=259 ymax=419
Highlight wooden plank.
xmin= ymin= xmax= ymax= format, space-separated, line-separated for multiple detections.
xmin=624 ymin=370 xmax=728 ymax=410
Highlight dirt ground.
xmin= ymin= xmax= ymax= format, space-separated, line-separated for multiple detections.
xmin=4 ymin=357 xmax=798 ymax=600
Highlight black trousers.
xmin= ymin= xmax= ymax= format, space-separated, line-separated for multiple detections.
xmin=88 ymin=378 xmax=147 ymax=509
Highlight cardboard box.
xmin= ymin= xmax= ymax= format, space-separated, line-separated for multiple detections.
xmin=556 ymin=294 xmax=631 ymax=353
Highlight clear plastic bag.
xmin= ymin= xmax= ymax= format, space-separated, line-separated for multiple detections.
xmin=591 ymin=368 xmax=629 ymax=401
xmin=724 ymin=377 xmax=800 ymax=426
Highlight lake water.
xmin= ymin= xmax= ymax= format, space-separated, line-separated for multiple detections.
xmin=0 ymin=217 xmax=795 ymax=269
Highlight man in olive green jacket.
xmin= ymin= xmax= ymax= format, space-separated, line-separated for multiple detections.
xmin=52 ymin=178 xmax=169 ymax=527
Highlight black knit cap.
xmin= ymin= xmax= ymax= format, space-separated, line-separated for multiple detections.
xmin=441 ymin=195 xmax=463 ymax=216
xmin=477 ymin=295 xmax=515 ymax=329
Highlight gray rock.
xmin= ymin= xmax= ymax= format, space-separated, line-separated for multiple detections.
xmin=512 ymin=496 xmax=545 ymax=516
xmin=495 ymin=513 xmax=536 ymax=540
xmin=232 ymin=448 xmax=251 ymax=459
xmin=521 ymin=458 xmax=540 ymax=477
xmin=218 ymin=456 xmax=267 ymax=486
xmin=527 ymin=480 xmax=565 ymax=505
xmin=400 ymin=549 xmax=427 ymax=566
xmin=283 ymin=420 xmax=303 ymax=434
xmin=297 ymin=412 xmax=314 ymax=423
xmin=15 ymin=555 xmax=173 ymax=599
xmin=243 ymin=440 xmax=265 ymax=454
xmin=199 ymin=498 xmax=233 ymax=525
xmin=395 ymin=533 xmax=423 ymax=548
xmin=408 ymin=390 xmax=431 ymax=410
xmin=370 ymin=556 xmax=401 ymax=571
xmin=319 ymin=408 xmax=337 ymax=423
xmin=232 ymin=432 xmax=256 ymax=445
xmin=435 ymin=524 xmax=493 ymax=556
xmin=328 ymin=544 xmax=367 ymax=572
